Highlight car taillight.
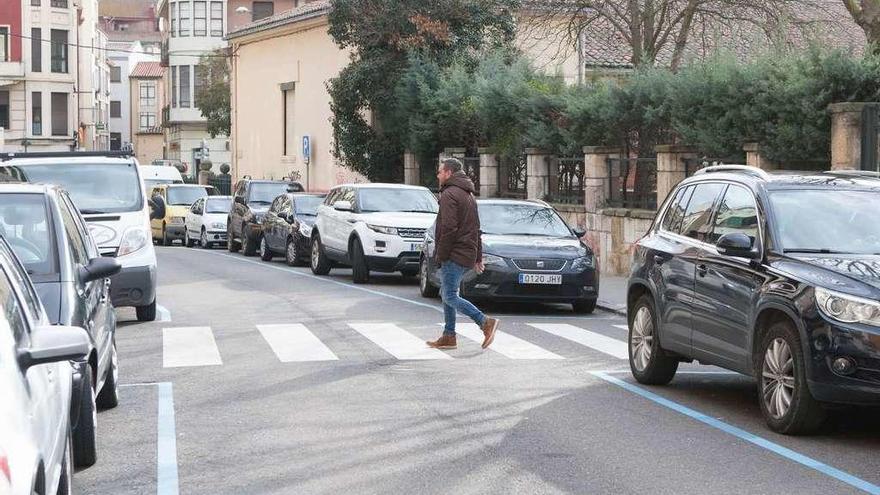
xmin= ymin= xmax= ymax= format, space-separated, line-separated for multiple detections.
xmin=0 ymin=450 xmax=10 ymax=482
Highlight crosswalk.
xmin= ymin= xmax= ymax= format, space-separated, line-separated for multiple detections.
xmin=161 ymin=321 xmax=630 ymax=368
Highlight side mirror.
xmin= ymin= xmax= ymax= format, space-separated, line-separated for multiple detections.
xmin=148 ymin=196 xmax=166 ymax=220
xmin=333 ymin=200 xmax=352 ymax=212
xmin=716 ymin=232 xmax=760 ymax=259
xmin=17 ymin=325 xmax=91 ymax=371
xmin=79 ymin=257 xmax=122 ymax=284
xmin=572 ymin=227 xmax=586 ymax=238
xmin=234 ymin=196 xmax=246 ymax=206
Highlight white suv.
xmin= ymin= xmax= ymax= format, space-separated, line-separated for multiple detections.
xmin=311 ymin=184 xmax=438 ymax=283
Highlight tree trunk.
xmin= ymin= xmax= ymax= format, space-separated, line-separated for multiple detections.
xmin=844 ymin=0 xmax=880 ymax=49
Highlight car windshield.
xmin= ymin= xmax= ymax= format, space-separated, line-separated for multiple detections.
xmin=167 ymin=187 xmax=212 ymax=206
xmin=770 ymin=189 xmax=880 ymax=254
xmin=0 ymin=194 xmax=57 ymax=276
xmin=294 ymin=195 xmax=325 ymax=216
xmin=0 ymin=162 xmax=143 ymax=214
xmin=478 ymin=203 xmax=573 ymax=237
xmin=359 ymin=188 xmax=438 ymax=213
xmin=205 ymin=197 xmax=231 ymax=214
xmin=249 ymin=183 xmax=289 ymax=205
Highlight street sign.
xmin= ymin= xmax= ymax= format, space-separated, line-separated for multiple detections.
xmin=302 ymin=135 xmax=311 ymax=165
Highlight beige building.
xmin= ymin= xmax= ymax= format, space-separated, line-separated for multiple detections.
xmin=129 ymin=61 xmax=166 ymax=164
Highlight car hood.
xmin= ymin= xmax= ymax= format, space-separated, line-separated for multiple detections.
xmin=482 ymin=234 xmax=589 ymax=259
xmin=358 ymin=212 xmax=436 ymax=228
xmin=771 ymin=254 xmax=880 ymax=299
xmin=203 ymin=213 xmax=227 ymax=225
xmin=83 ymin=209 xmax=149 ymax=250
xmin=33 ymin=282 xmax=62 ymax=324
xmin=298 ymin=214 xmax=317 ymax=227
xmin=166 ymin=205 xmax=190 ymax=217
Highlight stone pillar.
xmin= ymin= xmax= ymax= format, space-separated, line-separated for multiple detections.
xmin=404 ymin=150 xmax=420 ymax=185
xmin=829 ymin=102 xmax=872 ymax=170
xmin=655 ymin=145 xmax=697 ymax=207
xmin=583 ymin=146 xmax=621 ymax=212
xmin=525 ymin=148 xmax=552 ymax=201
xmin=478 ymin=147 xmax=498 ymax=197
xmin=743 ymin=142 xmax=776 ymax=171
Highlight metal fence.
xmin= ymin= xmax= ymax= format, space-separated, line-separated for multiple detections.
xmin=209 ymin=174 xmax=232 ymax=195
xmin=462 ymin=156 xmax=481 ymax=195
xmin=498 ymin=153 xmax=527 ymax=198
xmin=547 ymin=156 xmax=585 ymax=204
xmin=606 ymin=157 xmax=657 ymax=210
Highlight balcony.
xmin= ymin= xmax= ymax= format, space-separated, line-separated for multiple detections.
xmin=0 ymin=62 xmax=25 ymax=79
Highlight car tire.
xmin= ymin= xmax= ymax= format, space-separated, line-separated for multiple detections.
xmin=572 ymin=299 xmax=597 ymax=314
xmin=757 ymin=320 xmax=827 ymax=435
xmin=200 ymin=228 xmax=211 ymax=249
xmin=162 ymin=224 xmax=173 ymax=246
xmin=628 ymin=295 xmax=678 ymax=385
xmin=260 ymin=237 xmax=273 ymax=261
xmin=351 ymin=239 xmax=370 ymax=284
xmin=73 ymin=364 xmax=98 ymax=468
xmin=419 ymin=258 xmax=439 ymax=298
xmin=242 ymin=226 xmax=258 ymax=257
xmin=227 ymin=222 xmax=240 ymax=252
xmin=286 ymin=237 xmax=303 ymax=267
xmin=56 ymin=430 xmax=73 ymax=495
xmin=310 ymin=234 xmax=332 ymax=275
xmin=96 ymin=339 xmax=119 ymax=409
xmin=136 ymin=300 xmax=157 ymax=322
xmin=184 ymin=230 xmax=195 ymax=248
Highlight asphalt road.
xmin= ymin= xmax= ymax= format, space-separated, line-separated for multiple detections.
xmin=76 ymin=246 xmax=880 ymax=495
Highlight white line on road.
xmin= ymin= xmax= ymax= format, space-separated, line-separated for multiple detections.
xmin=257 ymin=324 xmax=339 ymax=362
xmin=528 ymin=323 xmax=629 ymax=359
xmin=349 ymin=323 xmax=453 ymax=360
xmin=118 ymin=382 xmax=178 ymax=495
xmin=156 ymin=304 xmax=172 ymax=322
xmin=162 ymin=326 xmax=222 ymax=367
xmin=453 ymin=323 xmax=564 ymax=360
xmin=613 ymin=324 xmax=629 ymax=331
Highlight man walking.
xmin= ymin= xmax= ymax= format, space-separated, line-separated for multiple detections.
xmin=427 ymin=158 xmax=499 ymax=350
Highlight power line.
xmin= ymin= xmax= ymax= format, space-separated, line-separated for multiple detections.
xmin=6 ymin=31 xmax=231 ymax=58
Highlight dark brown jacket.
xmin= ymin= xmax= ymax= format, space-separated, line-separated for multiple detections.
xmin=435 ymin=172 xmax=482 ymax=267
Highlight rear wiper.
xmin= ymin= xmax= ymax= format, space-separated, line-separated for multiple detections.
xmin=783 ymin=248 xmax=851 ymax=254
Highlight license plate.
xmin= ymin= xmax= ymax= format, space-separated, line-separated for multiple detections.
xmin=518 ymin=273 xmax=562 ymax=285
xmin=411 ymin=243 xmax=423 ymax=252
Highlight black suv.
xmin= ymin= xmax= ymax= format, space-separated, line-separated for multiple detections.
xmin=628 ymin=165 xmax=880 ymax=435
xmin=227 ymin=178 xmax=303 ymax=256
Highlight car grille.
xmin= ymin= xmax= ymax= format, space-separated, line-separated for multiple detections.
xmin=398 ymin=228 xmax=426 ymax=239
xmin=512 ymin=259 xmax=566 ymax=271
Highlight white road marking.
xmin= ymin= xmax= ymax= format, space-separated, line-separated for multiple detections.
xmin=257 ymin=324 xmax=338 ymax=362
xmin=528 ymin=323 xmax=629 ymax=360
xmin=162 ymin=327 xmax=222 ymax=367
xmin=453 ymin=323 xmax=564 ymax=360
xmin=156 ymin=304 xmax=172 ymax=322
xmin=613 ymin=324 xmax=629 ymax=331
xmin=349 ymin=323 xmax=453 ymax=360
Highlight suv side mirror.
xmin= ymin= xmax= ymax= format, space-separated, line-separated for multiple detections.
xmin=333 ymin=200 xmax=352 ymax=212
xmin=17 ymin=325 xmax=91 ymax=371
xmin=716 ymin=233 xmax=760 ymax=259
xmin=572 ymin=227 xmax=587 ymax=238
xmin=149 ymin=196 xmax=166 ymax=220
xmin=79 ymin=257 xmax=122 ymax=284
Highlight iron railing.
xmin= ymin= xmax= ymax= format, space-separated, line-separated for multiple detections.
xmin=498 ymin=153 xmax=527 ymax=198
xmin=462 ymin=156 xmax=481 ymax=195
xmin=547 ymin=156 xmax=585 ymax=204
xmin=209 ymin=174 xmax=232 ymax=195
xmin=606 ymin=157 xmax=657 ymax=210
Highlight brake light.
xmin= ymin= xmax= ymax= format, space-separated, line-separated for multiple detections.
xmin=0 ymin=449 xmax=9 ymax=482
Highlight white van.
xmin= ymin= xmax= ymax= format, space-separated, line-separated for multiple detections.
xmin=0 ymin=152 xmax=160 ymax=321
xmin=140 ymin=164 xmax=184 ymax=191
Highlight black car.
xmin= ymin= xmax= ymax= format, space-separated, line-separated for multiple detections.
xmin=628 ymin=165 xmax=880 ymax=435
xmin=0 ymin=183 xmax=121 ymax=466
xmin=227 ymin=178 xmax=304 ymax=256
xmin=259 ymin=193 xmax=326 ymax=265
xmin=420 ymin=199 xmax=598 ymax=313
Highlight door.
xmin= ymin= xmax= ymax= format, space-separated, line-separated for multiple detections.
xmin=265 ymin=196 xmax=284 ymax=251
xmin=324 ymin=188 xmax=352 ymax=253
xmin=692 ymin=184 xmax=766 ymax=372
xmin=231 ymin=181 xmax=246 ymax=238
xmin=276 ymin=195 xmax=294 ymax=250
xmin=186 ymin=198 xmax=203 ymax=237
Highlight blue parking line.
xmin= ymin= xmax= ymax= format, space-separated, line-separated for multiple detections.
xmin=591 ymin=371 xmax=880 ymax=494
xmin=157 ymin=382 xmax=179 ymax=495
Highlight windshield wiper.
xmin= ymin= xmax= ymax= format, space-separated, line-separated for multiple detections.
xmin=783 ymin=248 xmax=851 ymax=254
xmin=80 ymin=209 xmax=106 ymax=214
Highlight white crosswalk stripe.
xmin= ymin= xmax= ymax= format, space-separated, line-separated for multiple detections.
xmin=453 ymin=323 xmax=564 ymax=360
xmin=349 ymin=323 xmax=452 ymax=360
xmin=257 ymin=324 xmax=339 ymax=362
xmin=613 ymin=324 xmax=629 ymax=332
xmin=528 ymin=323 xmax=629 ymax=359
xmin=163 ymin=326 xmax=222 ymax=367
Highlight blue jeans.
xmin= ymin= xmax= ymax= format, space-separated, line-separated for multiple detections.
xmin=440 ymin=261 xmax=486 ymax=336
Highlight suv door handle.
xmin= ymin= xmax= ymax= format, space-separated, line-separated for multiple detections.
xmin=697 ymin=264 xmax=708 ymax=277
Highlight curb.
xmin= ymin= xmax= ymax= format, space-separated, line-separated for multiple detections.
xmin=596 ymin=301 xmax=627 ymax=317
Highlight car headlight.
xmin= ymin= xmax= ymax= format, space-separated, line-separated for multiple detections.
xmin=571 ymin=255 xmax=595 ymax=271
xmin=815 ymin=287 xmax=880 ymax=326
xmin=367 ymin=224 xmax=398 ymax=235
xmin=299 ymin=223 xmax=312 ymax=236
xmin=169 ymin=216 xmax=184 ymax=225
xmin=482 ymin=254 xmax=506 ymax=266
xmin=117 ymin=227 xmax=149 ymax=257
xmin=211 ymin=222 xmax=225 ymax=230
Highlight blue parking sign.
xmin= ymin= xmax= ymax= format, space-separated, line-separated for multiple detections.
xmin=302 ymin=135 xmax=311 ymax=164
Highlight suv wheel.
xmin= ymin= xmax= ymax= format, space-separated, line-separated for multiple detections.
xmin=73 ymin=364 xmax=98 ymax=467
xmin=757 ymin=321 xmax=826 ymax=435
xmin=310 ymin=234 xmax=332 ymax=275
xmin=242 ymin=226 xmax=258 ymax=256
xmin=260 ymin=237 xmax=273 ymax=261
xmin=286 ymin=237 xmax=303 ymax=267
xmin=419 ymin=257 xmax=439 ymax=298
xmin=227 ymin=224 xmax=240 ymax=252
xmin=136 ymin=300 xmax=157 ymax=322
xmin=628 ymin=295 xmax=678 ymax=385
xmin=351 ymin=239 xmax=370 ymax=284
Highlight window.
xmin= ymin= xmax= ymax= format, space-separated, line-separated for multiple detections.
xmin=0 ymin=193 xmax=57 ymax=278
xmin=0 ymin=267 xmax=29 ymax=344
xmin=179 ymin=65 xmax=191 ymax=108
xmin=50 ymin=29 xmax=68 ymax=73
xmin=252 ymin=1 xmax=274 ymax=21
xmin=140 ymin=82 xmax=156 ymax=109
xmin=661 ymin=186 xmax=691 ymax=234
xmin=140 ymin=113 xmax=157 ymax=130
xmin=57 ymin=194 xmax=89 ymax=265
xmin=210 ymin=2 xmax=223 ymax=36
xmin=680 ymin=183 xmax=726 ymax=242
xmin=0 ymin=27 xmax=8 ymax=63
xmin=61 ymin=193 xmax=99 ymax=260
xmin=51 ymin=92 xmax=68 ymax=136
xmin=50 ymin=0 xmax=68 ymax=6
xmin=110 ymin=100 xmax=121 ymax=118
xmin=110 ymin=65 xmax=121 ymax=82
xmin=194 ymin=1 xmax=206 ymax=36
xmin=171 ymin=2 xmax=178 ymax=37
xmin=194 ymin=65 xmax=205 ymax=99
xmin=31 ymin=28 xmax=41 ymax=72
xmin=179 ymin=1 xmax=191 ymax=37
xmin=283 ymin=87 xmax=295 ymax=155
xmin=0 ymin=237 xmax=44 ymax=322
xmin=31 ymin=0 xmax=40 ymax=6
xmin=709 ymin=185 xmax=759 ymax=245
xmin=171 ymin=66 xmax=178 ymax=108
xmin=0 ymin=91 xmax=8 ymax=130
xmin=32 ymin=92 xmax=42 ymax=135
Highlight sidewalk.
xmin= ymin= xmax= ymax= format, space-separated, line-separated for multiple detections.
xmin=597 ymin=275 xmax=627 ymax=316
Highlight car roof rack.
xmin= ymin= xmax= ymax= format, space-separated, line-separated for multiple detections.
xmin=0 ymin=150 xmax=134 ymax=162
xmin=694 ymin=164 xmax=770 ymax=180
xmin=822 ymin=169 xmax=880 ymax=178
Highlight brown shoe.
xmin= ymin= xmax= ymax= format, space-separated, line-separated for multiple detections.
xmin=427 ymin=334 xmax=457 ymax=349
xmin=481 ymin=318 xmax=499 ymax=349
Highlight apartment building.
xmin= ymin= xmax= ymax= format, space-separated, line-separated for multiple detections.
xmin=129 ymin=61 xmax=165 ymax=164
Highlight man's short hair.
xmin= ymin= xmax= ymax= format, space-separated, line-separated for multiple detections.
xmin=440 ymin=158 xmax=463 ymax=174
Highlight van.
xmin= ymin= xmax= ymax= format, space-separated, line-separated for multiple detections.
xmin=0 ymin=151 xmax=161 ymax=321
xmin=147 ymin=183 xmax=217 ymax=245
xmin=140 ymin=164 xmax=184 ymax=191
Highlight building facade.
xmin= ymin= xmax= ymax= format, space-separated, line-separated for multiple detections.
xmin=129 ymin=61 xmax=165 ymax=164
